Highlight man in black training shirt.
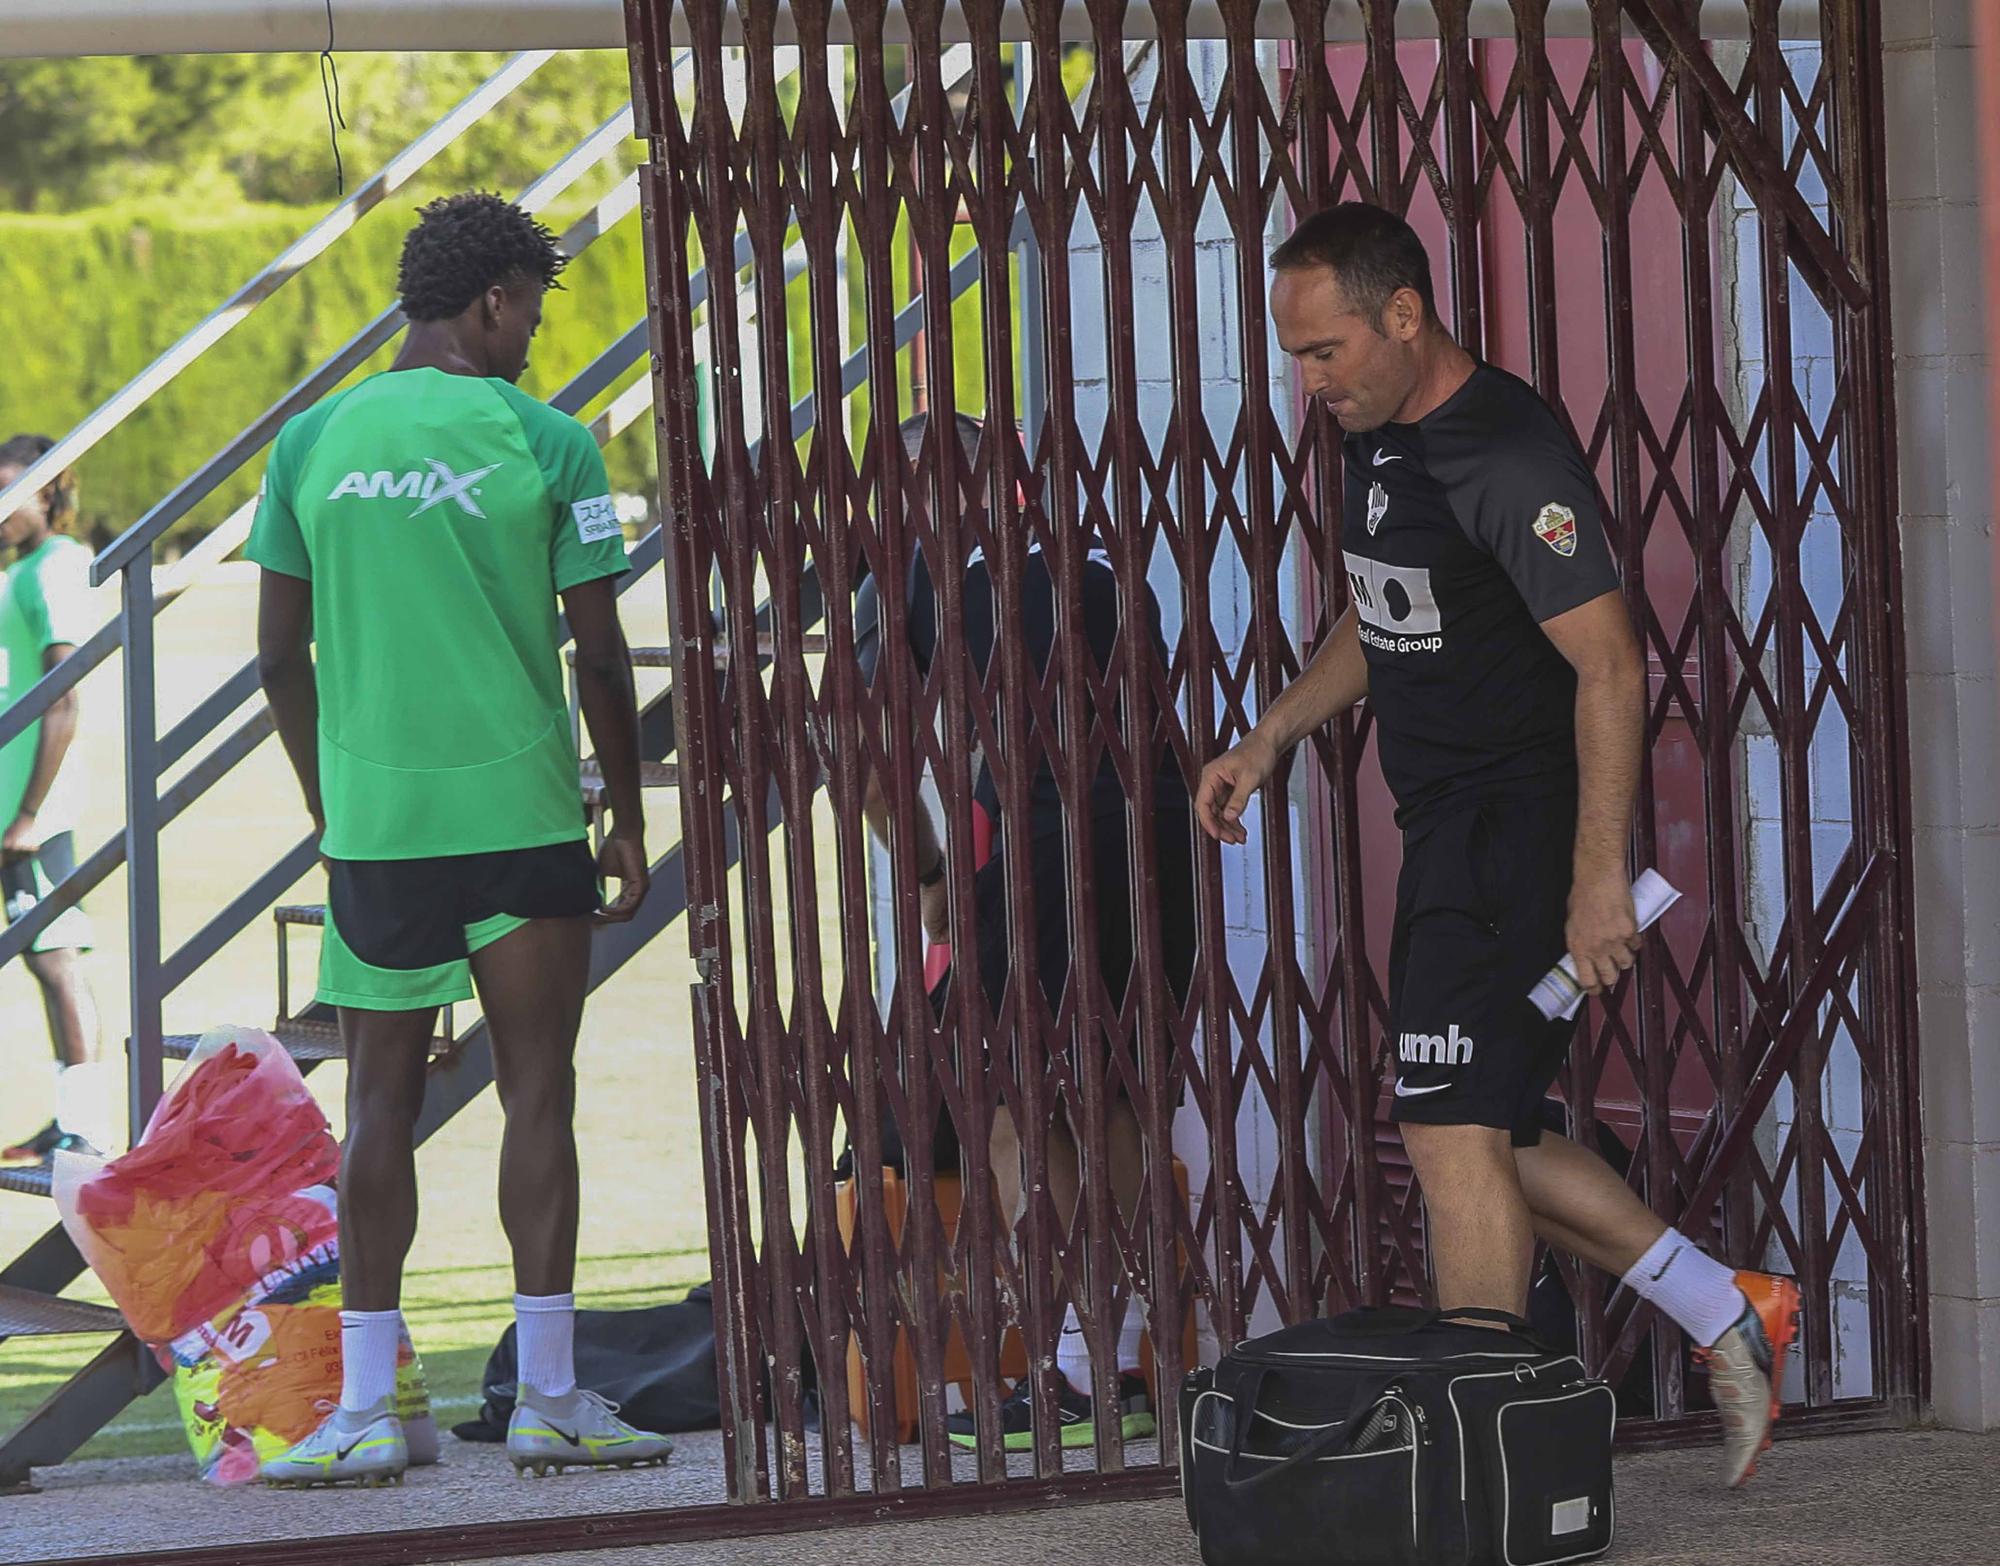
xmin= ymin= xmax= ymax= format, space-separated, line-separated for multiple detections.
xmin=855 ymin=413 xmax=1195 ymax=1453
xmin=1196 ymin=204 xmax=1798 ymax=1488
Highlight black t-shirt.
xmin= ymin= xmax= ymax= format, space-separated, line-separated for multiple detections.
xmin=854 ymin=542 xmax=1188 ymax=844
xmin=1341 ymin=363 xmax=1621 ymax=826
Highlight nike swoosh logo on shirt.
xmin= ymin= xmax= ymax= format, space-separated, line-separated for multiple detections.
xmin=1393 ymin=1079 xmax=1451 ymax=1097
xmin=1372 ymin=450 xmax=1402 ymax=465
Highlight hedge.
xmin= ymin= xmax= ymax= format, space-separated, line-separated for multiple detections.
xmin=0 ymin=194 xmax=656 ymax=551
xmin=0 ymin=191 xmax=1022 ymax=553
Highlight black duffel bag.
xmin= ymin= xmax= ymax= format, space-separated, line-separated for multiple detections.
xmin=1178 ymin=1305 xmax=1614 ymax=1566
xmin=452 ymin=1285 xmax=725 ymax=1442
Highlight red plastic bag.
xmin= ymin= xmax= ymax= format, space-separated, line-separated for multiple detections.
xmin=57 ymin=1027 xmax=339 ymax=1345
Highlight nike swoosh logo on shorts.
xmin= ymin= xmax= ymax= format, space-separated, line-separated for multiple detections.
xmin=1393 ymin=1079 xmax=1451 ymax=1097
xmin=1372 ymin=450 xmax=1402 ymax=465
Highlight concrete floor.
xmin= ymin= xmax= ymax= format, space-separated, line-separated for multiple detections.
xmin=4 ymin=1425 xmax=1996 ymax=1565
xmin=481 ymin=1428 xmax=2000 ymax=1566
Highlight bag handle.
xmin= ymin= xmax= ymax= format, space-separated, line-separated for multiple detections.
xmin=1220 ymin=1366 xmax=1402 ymax=1493
xmin=1422 ymin=1306 xmax=1560 ymax=1356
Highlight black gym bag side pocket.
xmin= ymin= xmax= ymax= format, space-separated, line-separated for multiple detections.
xmin=1485 ymin=1382 xmax=1616 ymax=1565
xmin=1184 ymin=1378 xmax=1428 ymax=1566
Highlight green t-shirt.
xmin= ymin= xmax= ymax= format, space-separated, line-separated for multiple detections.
xmin=0 ymin=534 xmax=93 ymax=833
xmin=246 ymin=368 xmax=629 ymax=860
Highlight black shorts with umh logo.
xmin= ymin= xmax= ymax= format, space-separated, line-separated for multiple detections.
xmin=1385 ymin=788 xmax=1578 ymax=1147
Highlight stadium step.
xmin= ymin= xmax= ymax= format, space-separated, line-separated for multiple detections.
xmin=0 ymin=1287 xmax=123 ymax=1340
xmin=580 ymin=758 xmax=679 ymax=809
xmin=156 ymin=1019 xmax=454 ymax=1064
xmin=0 ymin=1166 xmax=53 ymax=1200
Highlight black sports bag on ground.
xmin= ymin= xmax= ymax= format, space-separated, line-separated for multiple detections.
xmin=1178 ymin=1305 xmax=1615 ymax=1566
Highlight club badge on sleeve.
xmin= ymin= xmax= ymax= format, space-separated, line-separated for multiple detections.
xmin=1533 ymin=502 xmax=1578 ymax=557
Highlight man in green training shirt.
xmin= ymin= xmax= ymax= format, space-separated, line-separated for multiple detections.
xmin=251 ymin=193 xmax=668 ymax=1487
xmin=0 ymin=436 xmax=109 ymax=1165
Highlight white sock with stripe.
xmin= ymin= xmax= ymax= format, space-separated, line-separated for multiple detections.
xmin=1622 ymin=1229 xmax=1746 ymax=1348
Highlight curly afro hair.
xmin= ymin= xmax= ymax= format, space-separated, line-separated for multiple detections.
xmin=0 ymin=434 xmax=79 ymax=532
xmin=396 ymin=192 xmax=568 ymax=323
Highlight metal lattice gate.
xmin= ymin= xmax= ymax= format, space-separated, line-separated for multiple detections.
xmin=626 ymin=0 xmax=1920 ymax=1518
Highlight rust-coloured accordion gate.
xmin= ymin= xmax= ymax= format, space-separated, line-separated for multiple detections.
xmin=623 ymin=0 xmax=1921 ymax=1517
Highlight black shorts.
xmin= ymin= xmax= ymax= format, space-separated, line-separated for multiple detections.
xmin=969 ymin=809 xmax=1198 ymax=1102
xmin=0 ymin=830 xmax=93 ymax=953
xmin=318 ymin=839 xmax=599 ymax=1011
xmin=1386 ymin=792 xmax=1577 ymax=1146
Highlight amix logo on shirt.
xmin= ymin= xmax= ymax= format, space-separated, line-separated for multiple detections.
xmin=326 ymin=458 xmax=503 ymax=518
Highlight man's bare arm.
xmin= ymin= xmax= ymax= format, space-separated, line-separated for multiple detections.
xmin=564 ymin=576 xmax=649 ymax=922
xmin=1540 ymin=588 xmax=1646 ymax=991
xmin=255 ymin=568 xmax=323 ymax=833
xmin=1195 ymin=605 xmax=1367 ymax=843
xmin=1 ymin=644 xmax=81 ymax=862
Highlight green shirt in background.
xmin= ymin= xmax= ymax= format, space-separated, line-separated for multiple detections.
xmin=0 ymin=534 xmax=93 ymax=834
xmin=246 ymin=368 xmax=629 ymax=861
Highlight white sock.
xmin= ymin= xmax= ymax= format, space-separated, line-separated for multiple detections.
xmin=1054 ymin=1307 xmax=1145 ymax=1389
xmin=339 ymin=1309 xmax=404 ymax=1412
xmin=1623 ymin=1229 xmax=1746 ymax=1347
xmin=515 ymin=1292 xmax=578 ymax=1399
xmin=1055 ymin=1306 xmax=1092 ymax=1393
xmin=1115 ymin=1309 xmax=1145 ymax=1376
xmin=55 ymin=1062 xmax=114 ymax=1150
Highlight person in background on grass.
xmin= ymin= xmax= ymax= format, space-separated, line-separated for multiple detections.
xmin=252 ymin=193 xmax=670 ymax=1488
xmin=0 ymin=435 xmax=111 ymax=1167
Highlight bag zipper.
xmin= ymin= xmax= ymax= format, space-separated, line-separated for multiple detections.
xmin=1384 ymin=1391 xmax=1427 ymax=1563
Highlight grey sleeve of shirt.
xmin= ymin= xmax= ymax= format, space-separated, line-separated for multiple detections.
xmin=1435 ymin=413 xmax=1622 ymax=623
xmin=853 ymin=574 xmax=880 ymax=686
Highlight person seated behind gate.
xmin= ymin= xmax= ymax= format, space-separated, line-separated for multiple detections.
xmin=851 ymin=411 xmax=1197 ymax=1451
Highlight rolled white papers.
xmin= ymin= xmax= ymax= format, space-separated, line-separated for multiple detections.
xmin=1528 ymin=869 xmax=1682 ymax=1021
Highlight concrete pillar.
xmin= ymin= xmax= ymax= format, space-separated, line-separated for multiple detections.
xmin=1885 ymin=0 xmax=2000 ymax=1432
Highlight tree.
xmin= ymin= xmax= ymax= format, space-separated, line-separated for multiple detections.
xmin=0 ymin=51 xmax=632 ymax=213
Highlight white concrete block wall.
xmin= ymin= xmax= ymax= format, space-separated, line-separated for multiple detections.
xmin=1884 ymin=0 xmax=2000 ymax=1432
xmin=1073 ymin=40 xmax=1306 ymax=1345
xmin=1724 ymin=41 xmax=1874 ymax=1402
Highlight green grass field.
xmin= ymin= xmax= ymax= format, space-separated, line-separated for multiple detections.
xmin=0 ymin=563 xmax=738 ymax=1464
